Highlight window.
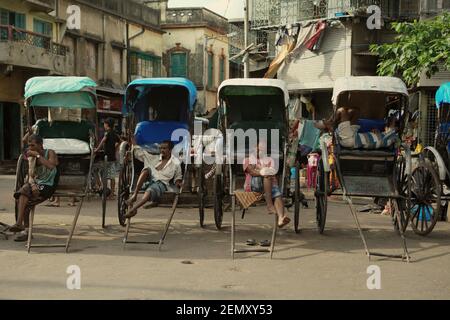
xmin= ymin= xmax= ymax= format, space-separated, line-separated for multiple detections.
xmin=86 ymin=41 xmax=98 ymax=77
xmin=0 ymin=8 xmax=26 ymax=29
xmin=219 ymin=55 xmax=225 ymax=84
xmin=170 ymin=52 xmax=187 ymax=77
xmin=207 ymin=52 xmax=214 ymax=89
xmin=130 ymin=52 xmax=161 ymax=78
xmin=112 ymin=49 xmax=122 ymax=75
xmin=33 ymin=19 xmax=52 ymax=36
xmin=33 ymin=18 xmax=52 ymax=48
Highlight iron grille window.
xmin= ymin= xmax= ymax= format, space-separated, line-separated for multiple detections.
xmin=425 ymin=90 xmax=438 ymax=146
xmin=130 ymin=52 xmax=161 ymax=78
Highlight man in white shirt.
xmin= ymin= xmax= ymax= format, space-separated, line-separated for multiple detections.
xmin=125 ymin=140 xmax=182 ymax=218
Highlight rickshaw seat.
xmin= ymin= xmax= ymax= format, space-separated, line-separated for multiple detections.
xmin=337 ymin=147 xmax=396 ymax=158
xmin=35 ymin=120 xmax=94 ymax=142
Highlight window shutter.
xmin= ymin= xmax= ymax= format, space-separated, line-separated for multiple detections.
xmin=15 ymin=13 xmax=26 ymax=29
xmin=207 ymin=54 xmax=213 ymax=88
xmin=219 ymin=57 xmax=225 ymax=83
xmin=0 ymin=9 xmax=9 ymax=25
xmin=170 ymin=52 xmax=187 ymax=77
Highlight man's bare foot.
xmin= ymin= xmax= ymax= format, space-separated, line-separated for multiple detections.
xmin=267 ymin=206 xmax=276 ymax=215
xmin=126 ymin=194 xmax=137 ymax=206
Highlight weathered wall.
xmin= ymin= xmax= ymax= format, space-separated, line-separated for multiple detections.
xmin=278 ymin=21 xmax=352 ymax=92
xmin=162 ymin=26 xmax=229 ymax=112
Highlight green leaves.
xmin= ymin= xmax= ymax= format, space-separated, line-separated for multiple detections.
xmin=370 ymin=12 xmax=450 ymax=88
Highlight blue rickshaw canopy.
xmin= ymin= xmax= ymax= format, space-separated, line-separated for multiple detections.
xmin=436 ymin=82 xmax=450 ymax=109
xmin=124 ymin=77 xmax=197 ymax=115
xmin=24 ymin=76 xmax=97 ymax=109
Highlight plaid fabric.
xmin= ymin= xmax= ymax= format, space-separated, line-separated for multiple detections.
xmin=354 ymin=130 xmax=398 ymax=149
xmin=235 ymin=191 xmax=264 ymax=210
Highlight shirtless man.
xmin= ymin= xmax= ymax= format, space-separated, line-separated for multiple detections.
xmin=315 ymin=107 xmax=361 ymax=148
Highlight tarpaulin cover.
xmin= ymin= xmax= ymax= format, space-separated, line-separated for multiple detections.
xmin=25 ymin=76 xmax=97 ymax=109
xmin=436 ymin=82 xmax=450 ymax=108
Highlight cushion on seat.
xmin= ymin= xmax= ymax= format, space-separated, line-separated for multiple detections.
xmin=357 ymin=118 xmax=385 ymax=133
xmin=43 ymin=138 xmax=91 ymax=155
xmin=135 ymin=121 xmax=189 ymax=146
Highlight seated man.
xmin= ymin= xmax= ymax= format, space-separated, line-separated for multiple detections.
xmin=125 ymin=140 xmax=182 ymax=218
xmin=243 ymin=141 xmax=290 ymax=228
xmin=10 ymin=135 xmax=59 ymax=241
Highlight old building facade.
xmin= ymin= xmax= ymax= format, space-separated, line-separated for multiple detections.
xmin=252 ymin=0 xmax=450 ymax=144
xmin=0 ymin=0 xmax=73 ymax=161
xmin=161 ymin=7 xmax=230 ymax=114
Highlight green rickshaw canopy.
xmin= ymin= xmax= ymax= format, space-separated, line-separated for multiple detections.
xmin=25 ymin=76 xmax=97 ymax=109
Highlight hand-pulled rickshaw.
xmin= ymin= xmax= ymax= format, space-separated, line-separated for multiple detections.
xmin=16 ymin=76 xmax=98 ymax=252
xmin=215 ymin=78 xmax=290 ymax=259
xmin=314 ymin=76 xmax=412 ymax=262
xmin=412 ymin=82 xmax=450 ymax=234
xmin=118 ymin=78 xmax=205 ymax=249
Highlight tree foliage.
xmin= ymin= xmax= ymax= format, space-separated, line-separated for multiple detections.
xmin=370 ymin=12 xmax=450 ymax=88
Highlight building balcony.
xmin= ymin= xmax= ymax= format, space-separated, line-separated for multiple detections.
xmin=0 ymin=25 xmax=73 ymax=74
xmin=23 ymin=0 xmax=55 ymax=13
xmin=250 ymin=0 xmax=449 ymax=29
xmin=163 ymin=8 xmax=229 ymax=34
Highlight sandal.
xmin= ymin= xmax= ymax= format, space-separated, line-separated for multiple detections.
xmin=9 ymin=224 xmax=25 ymax=233
xmin=278 ymin=216 xmax=291 ymax=228
xmin=246 ymin=239 xmax=257 ymax=246
xmin=260 ymin=240 xmax=271 ymax=247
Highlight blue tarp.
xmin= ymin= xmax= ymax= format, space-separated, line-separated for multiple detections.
xmin=436 ymin=82 xmax=450 ymax=108
xmin=124 ymin=78 xmax=197 ymax=115
xmin=135 ymin=121 xmax=190 ymax=146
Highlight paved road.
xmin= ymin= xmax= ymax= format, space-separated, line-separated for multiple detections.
xmin=0 ymin=175 xmax=449 ymax=300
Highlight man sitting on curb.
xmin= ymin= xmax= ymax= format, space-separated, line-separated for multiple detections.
xmin=125 ymin=140 xmax=182 ymax=219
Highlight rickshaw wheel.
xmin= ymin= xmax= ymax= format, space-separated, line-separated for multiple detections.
xmin=393 ymin=155 xmax=410 ymax=233
xmin=213 ymin=171 xmax=224 ymax=230
xmin=293 ymin=164 xmax=301 ymax=233
xmin=14 ymin=154 xmax=28 ymax=222
xmin=315 ymin=160 xmax=328 ymax=234
xmin=409 ymin=161 xmax=441 ymax=236
xmin=117 ymin=162 xmax=131 ymax=227
xmin=197 ymin=165 xmax=205 ymax=228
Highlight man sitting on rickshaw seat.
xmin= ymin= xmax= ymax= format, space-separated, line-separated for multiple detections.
xmin=125 ymin=140 xmax=183 ymax=219
xmin=243 ymin=141 xmax=291 ymax=228
xmin=315 ymin=107 xmax=399 ymax=149
xmin=9 ymin=135 xmax=59 ymax=241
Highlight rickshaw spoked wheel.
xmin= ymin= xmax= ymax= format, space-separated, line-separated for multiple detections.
xmin=315 ymin=159 xmax=328 ymax=234
xmin=213 ymin=168 xmax=224 ymax=230
xmin=409 ymin=160 xmax=441 ymax=236
xmin=14 ymin=154 xmax=28 ymax=222
xmin=293 ymin=164 xmax=301 ymax=234
xmin=197 ymin=164 xmax=205 ymax=228
xmin=117 ymin=161 xmax=131 ymax=227
xmin=393 ymin=155 xmax=410 ymax=234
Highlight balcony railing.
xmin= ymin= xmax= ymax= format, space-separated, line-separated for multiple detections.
xmin=165 ymin=8 xmax=229 ymax=33
xmin=0 ymin=25 xmax=68 ymax=56
xmin=250 ymin=0 xmax=449 ymax=29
